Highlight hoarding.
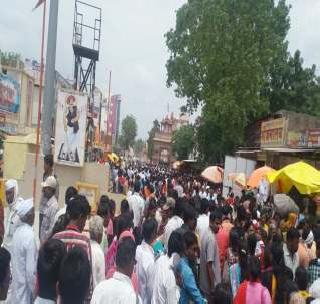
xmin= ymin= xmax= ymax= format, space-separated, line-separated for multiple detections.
xmin=54 ymin=90 xmax=87 ymax=167
xmin=0 ymin=73 xmax=20 ymax=113
xmin=307 ymin=129 xmax=320 ymax=147
xmin=261 ymin=118 xmax=285 ymax=147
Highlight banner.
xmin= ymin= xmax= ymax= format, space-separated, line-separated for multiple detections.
xmin=307 ymin=129 xmax=320 ymax=147
xmin=0 ymin=73 xmax=20 ymax=113
xmin=54 ymin=90 xmax=87 ymax=167
xmin=261 ymin=118 xmax=285 ymax=147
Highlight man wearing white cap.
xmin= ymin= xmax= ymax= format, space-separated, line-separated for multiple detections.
xmin=3 ymin=179 xmax=23 ymax=252
xmin=11 ymin=198 xmax=37 ymax=304
xmin=40 ymin=176 xmax=58 ymax=244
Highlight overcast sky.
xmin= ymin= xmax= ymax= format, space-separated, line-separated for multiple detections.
xmin=0 ymin=0 xmax=319 ymax=138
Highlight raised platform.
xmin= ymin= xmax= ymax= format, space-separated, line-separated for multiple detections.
xmin=73 ymin=44 xmax=99 ymax=61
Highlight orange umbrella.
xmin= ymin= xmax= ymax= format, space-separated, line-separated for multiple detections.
xmin=247 ymin=166 xmax=275 ymax=189
xmin=201 ymin=166 xmax=224 ymax=183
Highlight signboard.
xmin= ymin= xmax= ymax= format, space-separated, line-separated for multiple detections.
xmin=307 ymin=129 xmax=320 ymax=147
xmin=54 ymin=90 xmax=87 ymax=167
xmin=76 ymin=182 xmax=99 ymax=214
xmin=0 ymin=73 xmax=20 ymax=113
xmin=261 ymin=118 xmax=285 ymax=147
xmin=287 ymin=131 xmax=308 ymax=147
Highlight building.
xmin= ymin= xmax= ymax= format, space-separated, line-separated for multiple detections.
xmin=152 ymin=113 xmax=189 ymax=164
xmin=237 ymin=110 xmax=320 ymax=169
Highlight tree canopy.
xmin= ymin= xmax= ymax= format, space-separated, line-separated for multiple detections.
xmin=166 ymin=0 xmax=320 ymax=162
xmin=172 ymin=124 xmax=195 ymax=160
xmin=119 ymin=115 xmax=137 ymax=150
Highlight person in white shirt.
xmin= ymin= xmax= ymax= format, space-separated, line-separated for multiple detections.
xmin=199 ymin=187 xmax=208 ymax=200
xmin=174 ymin=179 xmax=184 ymax=198
xmin=151 ymin=231 xmax=184 ymax=304
xmin=163 ymin=198 xmax=183 ymax=250
xmin=11 ymin=198 xmax=38 ymax=304
xmin=3 ymin=179 xmax=23 ymax=252
xmin=136 ymin=218 xmax=158 ymax=304
xmin=196 ymin=198 xmax=210 ymax=239
xmin=91 ymin=237 xmax=140 ymax=304
xmin=127 ymin=182 xmax=145 ymax=228
xmin=283 ymin=228 xmax=300 ymax=278
xmin=89 ymin=215 xmax=105 ymax=288
xmin=40 ymin=176 xmax=59 ymax=244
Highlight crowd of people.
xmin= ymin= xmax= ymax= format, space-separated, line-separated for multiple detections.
xmin=0 ymin=159 xmax=320 ymax=304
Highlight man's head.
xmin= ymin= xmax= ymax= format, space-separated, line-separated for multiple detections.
xmin=142 ymin=218 xmax=158 ymax=244
xmin=66 ymin=195 xmax=91 ymax=232
xmin=200 ymin=198 xmax=209 ymax=215
xmin=65 ymin=187 xmax=78 ymax=206
xmin=295 ymin=266 xmax=308 ymax=291
xmin=17 ymin=198 xmax=35 ymax=226
xmin=37 ymin=239 xmax=66 ymax=300
xmin=116 ymin=237 xmax=136 ymax=278
xmin=41 ymin=176 xmax=57 ymax=199
xmin=183 ymin=204 xmax=197 ymax=231
xmin=120 ymin=199 xmax=130 ymax=215
xmin=5 ymin=179 xmax=18 ymax=206
xmin=209 ymin=209 xmax=223 ymax=234
xmin=134 ymin=182 xmax=141 ymax=193
xmin=89 ymin=215 xmax=104 ymax=244
xmin=44 ymin=155 xmax=54 ymax=175
xmin=97 ymin=198 xmax=110 ymax=227
xmin=168 ymin=230 xmax=185 ymax=258
xmin=58 ymin=247 xmax=90 ymax=304
xmin=183 ymin=231 xmax=199 ymax=262
xmin=286 ymin=228 xmax=300 ymax=255
xmin=222 ymin=205 xmax=232 ymax=220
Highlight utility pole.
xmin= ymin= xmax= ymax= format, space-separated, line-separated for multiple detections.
xmin=42 ymin=0 xmax=59 ymax=156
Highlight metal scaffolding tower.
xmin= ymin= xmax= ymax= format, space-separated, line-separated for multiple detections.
xmin=73 ymin=0 xmax=101 ymax=100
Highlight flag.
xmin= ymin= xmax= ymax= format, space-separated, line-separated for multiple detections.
xmin=33 ymin=0 xmax=45 ymax=10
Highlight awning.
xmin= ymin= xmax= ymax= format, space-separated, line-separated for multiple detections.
xmin=262 ymin=147 xmax=319 ymax=153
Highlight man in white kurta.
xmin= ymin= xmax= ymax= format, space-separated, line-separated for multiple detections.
xmin=10 ymin=199 xmax=37 ymax=304
xmin=89 ymin=216 xmax=105 ymax=288
xmin=3 ymin=179 xmax=23 ymax=252
xmin=135 ymin=219 xmax=158 ymax=304
xmin=127 ymin=183 xmax=145 ymax=228
xmin=91 ymin=238 xmax=140 ymax=304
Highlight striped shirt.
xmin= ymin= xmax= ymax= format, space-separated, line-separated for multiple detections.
xmin=53 ymin=224 xmax=93 ymax=303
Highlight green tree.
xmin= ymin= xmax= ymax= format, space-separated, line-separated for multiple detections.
xmin=166 ymin=0 xmax=290 ymax=161
xmin=265 ymin=50 xmax=320 ymax=115
xmin=147 ymin=119 xmax=160 ymax=159
xmin=134 ymin=138 xmax=145 ymax=155
xmin=172 ymin=125 xmax=195 ymax=160
xmin=119 ymin=115 xmax=137 ymax=150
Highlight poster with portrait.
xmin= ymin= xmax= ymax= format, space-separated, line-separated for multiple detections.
xmin=54 ymin=89 xmax=87 ymax=167
xmin=75 ymin=182 xmax=99 ymax=214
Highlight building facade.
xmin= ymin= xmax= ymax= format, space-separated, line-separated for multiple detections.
xmin=238 ymin=110 xmax=320 ymax=169
xmin=152 ymin=113 xmax=189 ymax=164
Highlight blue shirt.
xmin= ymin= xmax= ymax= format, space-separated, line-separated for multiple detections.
xmin=178 ymin=257 xmax=206 ymax=304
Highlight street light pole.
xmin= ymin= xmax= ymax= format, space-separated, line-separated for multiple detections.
xmin=42 ymin=0 xmax=59 ymax=156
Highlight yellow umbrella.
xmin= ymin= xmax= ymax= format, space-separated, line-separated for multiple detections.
xmin=267 ymin=161 xmax=320 ymax=195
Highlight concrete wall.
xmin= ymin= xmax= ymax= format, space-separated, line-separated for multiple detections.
xmin=17 ymin=153 xmax=110 ymax=210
